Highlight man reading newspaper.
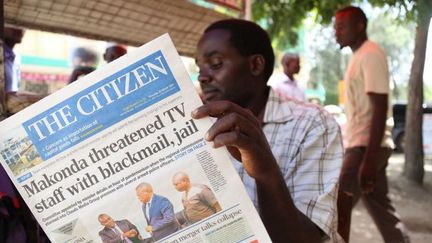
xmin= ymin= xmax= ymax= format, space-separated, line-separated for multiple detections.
xmin=192 ymin=19 xmax=344 ymax=242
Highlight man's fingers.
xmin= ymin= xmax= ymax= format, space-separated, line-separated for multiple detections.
xmin=192 ymin=101 xmax=255 ymax=120
xmin=205 ymin=112 xmax=259 ymax=141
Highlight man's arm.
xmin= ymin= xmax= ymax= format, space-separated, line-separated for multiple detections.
xmin=200 ymin=187 xmax=222 ymax=212
xmin=192 ymin=101 xmax=323 ymax=243
xmin=122 ymin=220 xmax=139 ymax=238
xmin=360 ymin=93 xmax=388 ymax=193
xmin=150 ymin=197 xmax=176 ymax=231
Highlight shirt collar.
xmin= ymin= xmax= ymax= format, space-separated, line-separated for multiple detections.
xmin=147 ymin=195 xmax=153 ymax=206
xmin=284 ymin=75 xmax=296 ymax=84
xmin=263 ymin=88 xmax=295 ymax=124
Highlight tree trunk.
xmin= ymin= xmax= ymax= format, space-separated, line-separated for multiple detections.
xmin=403 ymin=17 xmax=429 ymax=184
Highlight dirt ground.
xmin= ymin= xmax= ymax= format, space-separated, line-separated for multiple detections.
xmin=349 ymin=153 xmax=432 ymax=243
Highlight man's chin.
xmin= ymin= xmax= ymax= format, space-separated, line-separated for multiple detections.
xmin=337 ymin=42 xmax=346 ymax=49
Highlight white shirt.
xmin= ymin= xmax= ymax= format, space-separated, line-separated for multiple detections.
xmin=144 ymin=196 xmax=153 ymax=220
xmin=274 ymin=75 xmax=307 ymax=101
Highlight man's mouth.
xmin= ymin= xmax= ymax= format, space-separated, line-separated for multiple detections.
xmin=202 ymin=87 xmax=220 ymax=101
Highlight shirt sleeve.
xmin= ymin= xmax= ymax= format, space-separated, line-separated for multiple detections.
xmin=292 ymin=109 xmax=344 ymax=241
xmin=362 ymin=50 xmax=389 ymax=94
xmin=199 ymin=187 xmax=218 ymax=208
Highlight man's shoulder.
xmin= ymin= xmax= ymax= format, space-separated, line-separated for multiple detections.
xmin=293 ymin=102 xmax=338 ymax=126
xmin=154 ymin=194 xmax=171 ymax=203
xmin=190 ymin=184 xmax=211 ymax=194
xmin=153 ymin=194 xmax=164 ymax=200
xmin=99 ymin=227 xmax=110 ymax=235
xmin=358 ymin=40 xmax=387 ymax=58
xmin=116 ymin=219 xmax=130 ymax=224
xmin=266 ymin=89 xmax=337 ymax=126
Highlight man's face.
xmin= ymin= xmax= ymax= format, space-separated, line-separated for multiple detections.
xmin=172 ymin=176 xmax=188 ymax=192
xmin=136 ymin=187 xmax=152 ymax=203
xmin=104 ymin=47 xmax=126 ymax=63
xmin=99 ymin=215 xmax=115 ymax=228
xmin=334 ymin=12 xmax=358 ymax=48
xmin=286 ymin=57 xmax=300 ymax=75
xmin=195 ymin=29 xmax=254 ymax=106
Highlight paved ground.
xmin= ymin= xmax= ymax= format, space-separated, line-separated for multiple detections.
xmin=349 ymin=153 xmax=432 ymax=243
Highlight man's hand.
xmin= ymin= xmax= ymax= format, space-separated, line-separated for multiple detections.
xmin=124 ymin=229 xmax=137 ymax=237
xmin=359 ymin=158 xmax=377 ymax=193
xmin=192 ymin=101 xmax=279 ymax=181
xmin=145 ymin=225 xmax=152 ymax=233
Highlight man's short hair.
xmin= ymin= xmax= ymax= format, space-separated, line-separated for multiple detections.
xmin=204 ymin=19 xmax=275 ymax=82
xmin=173 ymin=172 xmax=190 ymax=182
xmin=136 ymin=182 xmax=152 ymax=192
xmin=282 ymin=52 xmax=299 ymax=65
xmin=336 ymin=6 xmax=368 ymax=28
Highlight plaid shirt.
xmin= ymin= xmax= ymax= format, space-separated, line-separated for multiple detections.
xmin=231 ymin=89 xmax=344 ymax=242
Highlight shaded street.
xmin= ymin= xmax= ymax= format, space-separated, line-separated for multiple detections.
xmin=350 ymin=153 xmax=432 ymax=243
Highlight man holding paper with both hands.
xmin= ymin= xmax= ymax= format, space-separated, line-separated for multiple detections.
xmin=192 ymin=19 xmax=344 ymax=242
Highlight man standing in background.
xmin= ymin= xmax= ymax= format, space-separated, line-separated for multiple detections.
xmin=1 ymin=25 xmax=49 ymax=243
xmin=4 ymin=26 xmax=45 ymax=114
xmin=335 ymin=6 xmax=410 ymax=243
xmin=104 ymin=44 xmax=127 ymax=63
xmin=274 ymin=53 xmax=306 ymax=101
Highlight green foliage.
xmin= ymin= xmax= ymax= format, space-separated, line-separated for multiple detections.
xmin=325 ymin=91 xmax=340 ymax=106
xmin=425 ymin=83 xmax=432 ymax=102
xmin=252 ymin=0 xmax=352 ymax=48
xmin=252 ymin=0 xmax=351 ymax=49
xmin=252 ymin=0 xmax=430 ymax=48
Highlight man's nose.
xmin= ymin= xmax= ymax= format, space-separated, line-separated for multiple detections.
xmin=198 ymin=69 xmax=212 ymax=84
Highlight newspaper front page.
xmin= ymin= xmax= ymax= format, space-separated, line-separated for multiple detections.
xmin=0 ymin=34 xmax=271 ymax=243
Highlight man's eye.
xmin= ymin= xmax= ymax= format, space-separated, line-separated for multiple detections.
xmin=210 ymin=62 xmax=222 ymax=69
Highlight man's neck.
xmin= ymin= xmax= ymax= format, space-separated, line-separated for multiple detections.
xmin=247 ymin=86 xmax=270 ymax=124
xmin=287 ymin=74 xmax=295 ymax=81
xmin=350 ymin=35 xmax=368 ymax=52
xmin=4 ymin=40 xmax=17 ymax=49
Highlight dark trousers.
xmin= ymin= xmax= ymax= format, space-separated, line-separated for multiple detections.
xmin=339 ymin=147 xmax=410 ymax=243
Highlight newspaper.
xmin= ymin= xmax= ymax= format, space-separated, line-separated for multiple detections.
xmin=0 ymin=34 xmax=271 ymax=243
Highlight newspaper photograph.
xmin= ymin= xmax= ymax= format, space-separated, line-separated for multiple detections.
xmin=0 ymin=34 xmax=271 ymax=243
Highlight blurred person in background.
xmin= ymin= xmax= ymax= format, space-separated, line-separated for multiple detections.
xmin=103 ymin=43 xmax=127 ymax=63
xmin=68 ymin=47 xmax=97 ymax=83
xmin=2 ymin=25 xmax=51 ymax=243
xmin=3 ymin=26 xmax=46 ymax=115
xmin=274 ymin=53 xmax=306 ymax=102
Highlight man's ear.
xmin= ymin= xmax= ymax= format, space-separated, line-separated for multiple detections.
xmin=249 ymin=54 xmax=265 ymax=77
xmin=357 ymin=21 xmax=366 ymax=32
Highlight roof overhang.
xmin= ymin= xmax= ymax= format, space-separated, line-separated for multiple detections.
xmin=4 ymin=0 xmax=230 ymax=57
